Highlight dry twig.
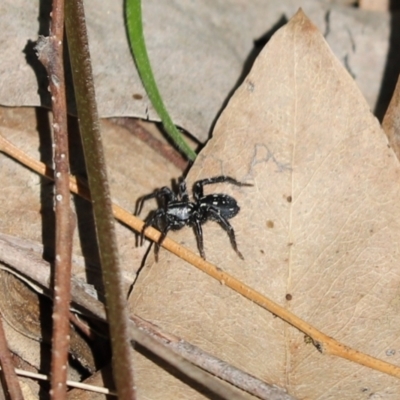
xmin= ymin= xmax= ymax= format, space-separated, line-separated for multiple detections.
xmin=3 ymin=134 xmax=400 ymax=384
xmin=0 ymin=232 xmax=296 ymax=400
xmin=0 ymin=314 xmax=24 ymax=400
xmin=35 ymin=0 xmax=74 ymax=397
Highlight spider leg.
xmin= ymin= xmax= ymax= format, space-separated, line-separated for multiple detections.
xmin=208 ymin=208 xmax=244 ymax=259
xmin=135 ymin=187 xmax=176 ymax=215
xmin=140 ymin=209 xmax=172 ymax=261
xmin=154 ymin=225 xmax=171 ymax=262
xmin=192 ymin=219 xmax=206 ymax=259
xmin=193 ymin=176 xmax=252 ymax=201
xmin=140 ymin=209 xmax=165 ymax=245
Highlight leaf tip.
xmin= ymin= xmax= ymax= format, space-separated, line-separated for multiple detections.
xmin=289 ymin=8 xmax=319 ymax=35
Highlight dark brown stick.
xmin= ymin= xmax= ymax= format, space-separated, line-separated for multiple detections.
xmin=0 ymin=314 xmax=24 ymax=400
xmin=0 ymin=233 xmax=297 ymax=400
xmin=35 ymin=0 xmax=74 ymax=398
xmin=64 ymin=1 xmax=137 ymax=398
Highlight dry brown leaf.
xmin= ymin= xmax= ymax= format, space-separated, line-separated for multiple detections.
xmin=383 ymin=74 xmax=400 ymax=159
xmin=359 ymin=0 xmax=390 ymax=11
xmin=129 ymin=10 xmax=400 ymax=399
xmin=1 ymin=1 xmax=396 ymax=141
xmin=0 ymin=109 xmax=184 ymax=396
xmin=0 ymin=107 xmax=180 ymax=278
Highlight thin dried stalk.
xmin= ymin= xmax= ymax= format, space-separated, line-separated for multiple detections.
xmin=130 ymin=314 xmax=295 ymax=400
xmin=0 ymin=365 xmax=116 ymax=396
xmin=0 ymin=233 xmax=293 ymax=400
xmin=35 ymin=0 xmax=74 ymax=398
xmin=64 ymin=0 xmax=136 ymax=397
xmin=0 ymin=314 xmax=24 ymax=400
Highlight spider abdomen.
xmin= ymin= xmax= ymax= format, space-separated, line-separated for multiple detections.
xmin=201 ymin=194 xmax=240 ymax=220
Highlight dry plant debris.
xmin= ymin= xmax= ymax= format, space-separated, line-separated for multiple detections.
xmin=1 ymin=3 xmax=400 ymax=399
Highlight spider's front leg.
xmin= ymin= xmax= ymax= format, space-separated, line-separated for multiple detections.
xmin=193 ymin=176 xmax=252 ymax=200
xmin=135 ymin=188 xmax=172 ymax=252
xmin=135 ymin=186 xmax=176 ymax=216
xmin=140 ymin=209 xmax=172 ymax=261
xmin=140 ymin=209 xmax=164 ymax=245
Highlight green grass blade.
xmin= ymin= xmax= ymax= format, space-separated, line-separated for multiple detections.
xmin=125 ymin=0 xmax=197 ymax=161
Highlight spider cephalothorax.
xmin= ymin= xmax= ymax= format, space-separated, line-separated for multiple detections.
xmin=136 ymin=175 xmax=252 ymax=260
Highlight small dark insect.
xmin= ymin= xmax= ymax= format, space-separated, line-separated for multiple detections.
xmin=136 ymin=176 xmax=252 ymax=260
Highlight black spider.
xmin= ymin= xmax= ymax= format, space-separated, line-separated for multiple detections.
xmin=136 ymin=176 xmax=252 ymax=260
